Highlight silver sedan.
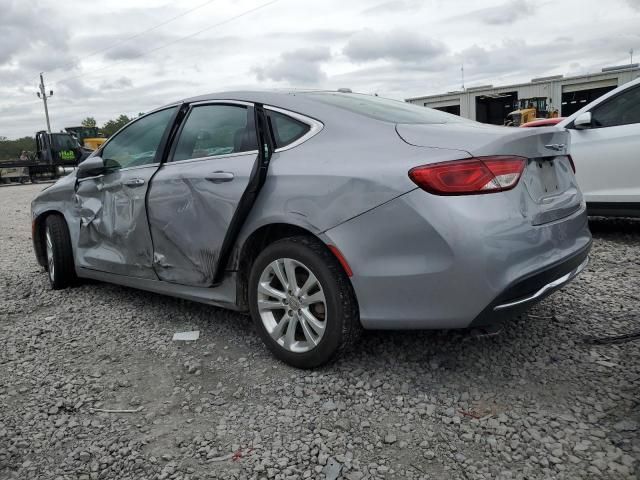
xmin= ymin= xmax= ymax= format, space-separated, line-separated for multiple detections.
xmin=31 ymin=91 xmax=591 ymax=367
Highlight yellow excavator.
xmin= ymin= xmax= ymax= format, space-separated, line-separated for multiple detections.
xmin=64 ymin=126 xmax=106 ymax=151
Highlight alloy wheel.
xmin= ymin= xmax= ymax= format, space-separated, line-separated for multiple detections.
xmin=45 ymin=228 xmax=55 ymax=281
xmin=257 ymin=258 xmax=327 ymax=353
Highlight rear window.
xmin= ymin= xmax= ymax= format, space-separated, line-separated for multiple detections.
xmin=303 ymin=92 xmax=470 ymax=124
xmin=267 ymin=110 xmax=310 ymax=148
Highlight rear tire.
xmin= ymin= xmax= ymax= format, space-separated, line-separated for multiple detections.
xmin=44 ymin=215 xmax=76 ymax=290
xmin=248 ymin=236 xmax=360 ymax=368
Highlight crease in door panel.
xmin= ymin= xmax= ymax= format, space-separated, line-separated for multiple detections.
xmin=77 ymin=180 xmax=153 ymax=267
xmin=150 ymin=177 xmax=221 ymax=286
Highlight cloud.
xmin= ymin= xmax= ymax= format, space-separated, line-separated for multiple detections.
xmin=0 ymin=35 xmax=25 ymax=64
xmin=456 ymin=0 xmax=536 ymax=26
xmin=0 ymin=1 xmax=73 ymax=70
xmin=2 ymin=0 xmax=640 ymax=139
xmin=343 ymin=29 xmax=447 ymax=63
xmin=262 ymin=29 xmax=353 ymax=43
xmin=56 ymin=78 xmax=99 ymax=99
xmin=253 ymin=46 xmax=332 ymax=85
xmin=103 ymin=44 xmax=145 ymax=61
xmin=362 ymin=0 xmax=425 ymax=14
xmin=100 ymin=77 xmax=134 ymax=91
xmin=625 ymin=0 xmax=640 ymax=10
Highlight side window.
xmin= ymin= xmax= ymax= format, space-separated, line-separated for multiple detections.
xmin=267 ymin=110 xmax=311 ymax=148
xmin=591 ymin=86 xmax=640 ymax=128
xmin=101 ymin=107 xmax=177 ymax=169
xmin=172 ymin=105 xmax=257 ymax=162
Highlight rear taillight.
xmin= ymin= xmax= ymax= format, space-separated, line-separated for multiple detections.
xmin=408 ymin=156 xmax=526 ymax=195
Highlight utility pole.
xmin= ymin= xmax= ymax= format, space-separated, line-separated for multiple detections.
xmin=36 ymin=72 xmax=53 ymax=134
xmin=461 ymin=63 xmax=465 ymax=91
xmin=630 ymin=48 xmax=634 ymax=65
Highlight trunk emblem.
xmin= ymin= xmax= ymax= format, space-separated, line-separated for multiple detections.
xmin=545 ymin=144 xmax=565 ymax=151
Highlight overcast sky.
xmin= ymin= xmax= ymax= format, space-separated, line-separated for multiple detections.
xmin=1 ymin=0 xmax=639 ymax=138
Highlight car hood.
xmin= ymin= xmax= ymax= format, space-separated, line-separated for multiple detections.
xmin=395 ymin=122 xmax=570 ymax=158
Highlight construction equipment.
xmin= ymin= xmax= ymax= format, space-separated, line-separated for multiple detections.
xmin=0 ymin=131 xmax=88 ymax=184
xmin=505 ymin=97 xmax=558 ymax=127
xmin=64 ymin=126 xmax=106 ymax=151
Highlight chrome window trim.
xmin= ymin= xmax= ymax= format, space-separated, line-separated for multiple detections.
xmin=264 ymin=105 xmax=324 ymax=152
xmin=189 ymin=99 xmax=253 ymax=107
xmin=166 ymin=150 xmax=259 ymax=166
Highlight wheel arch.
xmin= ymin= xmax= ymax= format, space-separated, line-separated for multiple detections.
xmin=33 ymin=209 xmax=67 ymax=268
xmin=234 ymin=222 xmax=354 ymax=310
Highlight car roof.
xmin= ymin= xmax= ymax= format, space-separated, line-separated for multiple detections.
xmin=183 ymin=90 xmax=320 ymax=104
xmin=557 ymin=75 xmax=640 ymax=127
xmin=173 ymin=90 xmax=359 ymax=121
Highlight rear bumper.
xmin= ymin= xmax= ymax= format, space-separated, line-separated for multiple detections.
xmin=324 ymin=188 xmax=592 ymax=330
xmin=469 ymin=243 xmax=590 ymax=328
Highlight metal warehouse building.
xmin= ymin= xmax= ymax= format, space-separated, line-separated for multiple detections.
xmin=406 ymin=64 xmax=640 ymax=125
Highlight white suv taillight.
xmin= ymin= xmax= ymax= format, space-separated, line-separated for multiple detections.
xmin=408 ymin=156 xmax=526 ymax=195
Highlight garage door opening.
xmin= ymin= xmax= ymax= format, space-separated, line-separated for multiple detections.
xmin=475 ymin=92 xmax=517 ymax=125
xmin=561 ymin=86 xmax=616 ymax=116
xmin=433 ymin=105 xmax=461 ymax=116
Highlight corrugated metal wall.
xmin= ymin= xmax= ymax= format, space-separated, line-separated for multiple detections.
xmin=408 ymin=69 xmax=640 ymax=122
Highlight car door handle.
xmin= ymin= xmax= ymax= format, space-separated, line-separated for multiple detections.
xmin=123 ymin=178 xmax=145 ymax=187
xmin=205 ymin=171 xmax=234 ymax=183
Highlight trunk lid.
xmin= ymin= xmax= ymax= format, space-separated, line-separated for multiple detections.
xmin=396 ymin=122 xmax=582 ymax=225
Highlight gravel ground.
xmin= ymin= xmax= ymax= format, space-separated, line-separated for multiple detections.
xmin=1 ymin=183 xmax=639 ymax=480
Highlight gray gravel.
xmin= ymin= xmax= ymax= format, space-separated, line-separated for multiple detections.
xmin=1 ymin=183 xmax=639 ymax=480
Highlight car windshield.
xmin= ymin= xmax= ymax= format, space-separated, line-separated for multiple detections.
xmin=303 ymin=92 xmax=471 ymax=124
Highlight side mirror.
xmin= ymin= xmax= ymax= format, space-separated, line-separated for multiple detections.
xmin=77 ymin=156 xmax=105 ymax=178
xmin=573 ymin=111 xmax=592 ymax=130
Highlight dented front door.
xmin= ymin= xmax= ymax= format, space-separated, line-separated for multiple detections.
xmin=74 ymin=107 xmax=178 ymax=278
xmin=147 ymin=102 xmax=259 ymax=287
xmin=74 ymin=166 xmax=159 ymax=278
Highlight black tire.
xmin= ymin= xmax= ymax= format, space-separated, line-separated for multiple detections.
xmin=44 ymin=215 xmax=76 ymax=290
xmin=248 ymin=236 xmax=360 ymax=368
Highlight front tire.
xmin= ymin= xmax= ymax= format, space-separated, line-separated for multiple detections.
xmin=248 ymin=236 xmax=360 ymax=368
xmin=44 ymin=215 xmax=76 ymax=290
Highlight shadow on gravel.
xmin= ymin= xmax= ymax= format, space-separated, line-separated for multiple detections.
xmin=337 ymin=313 xmax=546 ymax=375
xmin=88 ymin=279 xmax=545 ymax=376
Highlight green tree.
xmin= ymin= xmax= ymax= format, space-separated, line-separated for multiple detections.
xmin=0 ymin=136 xmax=36 ymax=160
xmin=101 ymin=114 xmax=131 ymax=137
xmin=81 ymin=117 xmax=97 ymax=128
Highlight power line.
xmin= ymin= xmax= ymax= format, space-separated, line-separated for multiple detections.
xmin=1 ymin=99 xmax=41 ymax=109
xmin=67 ymin=0 xmax=221 ymax=68
xmin=52 ymin=0 xmax=280 ymax=87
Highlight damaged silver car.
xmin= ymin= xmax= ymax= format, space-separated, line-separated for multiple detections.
xmin=31 ymin=91 xmax=591 ymax=368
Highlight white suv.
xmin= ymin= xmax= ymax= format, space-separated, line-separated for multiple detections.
xmin=558 ymin=76 xmax=640 ymax=217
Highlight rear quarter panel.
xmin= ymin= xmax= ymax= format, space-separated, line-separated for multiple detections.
xmin=231 ymin=118 xmax=471 ymax=264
